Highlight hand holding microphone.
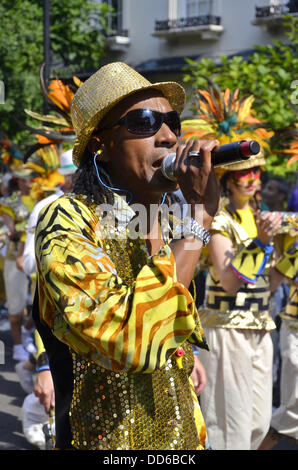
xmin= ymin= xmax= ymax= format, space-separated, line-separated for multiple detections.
xmin=162 ymin=139 xmax=260 ymax=230
xmin=161 ymin=140 xmax=260 ymax=182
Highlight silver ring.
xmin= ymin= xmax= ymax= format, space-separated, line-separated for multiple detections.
xmin=188 ymin=151 xmax=200 ymax=158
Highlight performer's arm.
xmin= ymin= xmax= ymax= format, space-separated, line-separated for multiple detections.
xmin=209 ymin=212 xmax=282 ymax=295
xmin=170 ymin=139 xmax=220 ymax=288
xmin=36 ymin=198 xmax=207 ymax=374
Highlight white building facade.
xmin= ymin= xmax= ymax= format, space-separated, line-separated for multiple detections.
xmin=101 ymin=0 xmax=297 ymax=82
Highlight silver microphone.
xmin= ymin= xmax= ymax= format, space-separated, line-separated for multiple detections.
xmin=161 ymin=153 xmax=176 ymax=182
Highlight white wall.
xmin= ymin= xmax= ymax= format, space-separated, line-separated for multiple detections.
xmin=106 ymin=0 xmax=288 ymax=65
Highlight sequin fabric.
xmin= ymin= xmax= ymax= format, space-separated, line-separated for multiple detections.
xmin=70 ymin=343 xmax=198 ymax=450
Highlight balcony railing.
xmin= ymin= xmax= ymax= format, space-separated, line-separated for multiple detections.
xmin=255 ymin=5 xmax=289 ymax=17
xmin=153 ymin=15 xmax=223 ymax=40
xmin=106 ymin=28 xmax=129 ymax=38
xmin=155 ymin=15 xmax=221 ymax=32
xmin=105 ymin=29 xmax=130 ymax=51
xmin=252 ymin=2 xmax=298 ymax=28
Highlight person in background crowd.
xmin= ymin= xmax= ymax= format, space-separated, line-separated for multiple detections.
xmin=261 ymin=175 xmax=295 ymax=409
xmin=198 ymin=155 xmax=282 ymax=450
xmin=259 ymin=218 xmax=297 ymax=449
xmin=0 ymin=173 xmax=13 ymax=313
xmin=261 ymin=176 xmax=289 ymax=212
xmin=179 ymin=83 xmax=286 ymax=450
xmin=0 ymin=172 xmax=13 ymax=197
xmin=0 ymin=166 xmax=37 ymax=361
xmin=23 ymin=149 xmax=77 ymax=277
xmin=287 ymin=185 xmax=298 ymax=212
xmin=17 ymin=148 xmax=77 ymax=449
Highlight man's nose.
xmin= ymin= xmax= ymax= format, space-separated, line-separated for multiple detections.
xmin=155 ymin=122 xmax=178 ymax=146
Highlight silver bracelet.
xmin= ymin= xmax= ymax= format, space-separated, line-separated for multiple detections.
xmin=188 ymin=218 xmax=210 ymax=245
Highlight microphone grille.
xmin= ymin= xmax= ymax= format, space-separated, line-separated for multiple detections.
xmin=161 ymin=153 xmax=176 ymax=182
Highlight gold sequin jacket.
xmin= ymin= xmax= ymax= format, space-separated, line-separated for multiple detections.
xmin=199 ymin=206 xmax=276 ymax=331
xmin=35 ymin=193 xmax=208 ymax=450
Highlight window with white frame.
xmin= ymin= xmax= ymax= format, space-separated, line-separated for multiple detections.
xmin=188 ymin=0 xmax=209 ymax=16
xmin=106 ymin=0 xmax=123 ymax=33
xmin=181 ymin=0 xmax=213 ymax=17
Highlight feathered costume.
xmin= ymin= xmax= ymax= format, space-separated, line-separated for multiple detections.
xmin=20 ymin=66 xmax=82 ymax=201
xmin=181 ymin=80 xmax=272 ymax=171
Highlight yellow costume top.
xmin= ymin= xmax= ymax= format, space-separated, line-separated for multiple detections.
xmin=35 ymin=193 xmax=208 ymax=450
xmin=0 ymin=191 xmax=35 ymax=259
xmin=199 ymin=205 xmax=276 ymax=331
xmin=275 ymin=232 xmax=298 ymax=331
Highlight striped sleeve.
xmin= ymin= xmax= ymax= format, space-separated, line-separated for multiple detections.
xmin=35 ymin=197 xmax=202 ymax=373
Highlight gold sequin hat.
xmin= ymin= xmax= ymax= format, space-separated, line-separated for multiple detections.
xmin=71 ymin=62 xmax=186 ymax=166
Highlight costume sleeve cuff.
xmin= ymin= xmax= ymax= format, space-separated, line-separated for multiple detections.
xmin=36 ymin=351 xmax=50 ymax=372
xmin=230 ymin=239 xmax=273 ymax=284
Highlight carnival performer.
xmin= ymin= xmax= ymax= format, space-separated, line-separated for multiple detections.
xmin=0 ymin=165 xmax=37 ymax=361
xmin=0 ymin=173 xmax=14 ymax=310
xmin=198 ymin=159 xmax=282 ymax=450
xmin=181 ymin=84 xmax=283 ymax=450
xmin=259 ymin=215 xmax=298 ymax=449
xmin=33 ymin=61 xmax=220 ymax=450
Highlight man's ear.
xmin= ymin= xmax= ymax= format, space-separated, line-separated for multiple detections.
xmin=87 ymin=135 xmax=109 ymax=162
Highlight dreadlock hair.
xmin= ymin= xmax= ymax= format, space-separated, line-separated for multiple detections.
xmin=220 ymin=172 xmax=232 ymax=199
xmin=220 ymin=171 xmax=242 ymax=222
xmin=73 ymin=148 xmax=115 ymax=205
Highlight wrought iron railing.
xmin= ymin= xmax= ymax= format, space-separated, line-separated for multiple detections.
xmin=106 ymin=28 xmax=129 ymax=37
xmin=255 ymin=2 xmax=298 ymax=18
xmin=155 ymin=15 xmax=221 ymax=32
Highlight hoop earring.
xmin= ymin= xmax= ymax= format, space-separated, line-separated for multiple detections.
xmin=93 ymin=153 xmax=133 ymax=204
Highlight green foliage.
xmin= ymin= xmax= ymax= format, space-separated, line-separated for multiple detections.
xmin=0 ymin=1 xmax=43 ymax=144
xmin=182 ymin=16 xmax=298 ymax=179
xmin=50 ymin=0 xmax=111 ymax=75
xmin=0 ymin=0 xmax=111 ymax=148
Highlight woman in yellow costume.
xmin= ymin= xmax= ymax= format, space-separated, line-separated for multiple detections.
xmin=0 ymin=163 xmax=38 ymax=361
xmin=182 ymin=84 xmax=283 ymax=450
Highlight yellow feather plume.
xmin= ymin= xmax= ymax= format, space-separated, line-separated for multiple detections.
xmin=181 ymin=83 xmax=273 ymax=156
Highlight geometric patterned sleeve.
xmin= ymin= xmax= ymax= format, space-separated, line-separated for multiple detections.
xmin=210 ymin=208 xmax=233 ymax=240
xmin=35 ymin=197 xmax=203 ymax=373
xmin=275 ymin=239 xmax=298 ymax=281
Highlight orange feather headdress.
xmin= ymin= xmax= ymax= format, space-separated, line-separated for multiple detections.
xmin=20 ymin=66 xmax=83 ymax=200
xmin=181 ymin=81 xmax=273 ymax=171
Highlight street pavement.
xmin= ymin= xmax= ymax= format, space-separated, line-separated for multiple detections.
xmin=0 ymin=324 xmax=36 ymax=450
xmin=0 ymin=312 xmax=297 ymax=451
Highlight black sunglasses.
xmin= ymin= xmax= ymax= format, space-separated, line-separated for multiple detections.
xmin=100 ymin=108 xmax=181 ymax=137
